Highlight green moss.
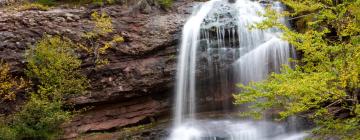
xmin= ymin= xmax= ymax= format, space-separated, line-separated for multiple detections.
xmin=17 ymin=3 xmax=50 ymax=11
xmin=157 ymin=0 xmax=173 ymax=9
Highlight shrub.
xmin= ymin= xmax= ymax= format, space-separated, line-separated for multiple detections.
xmin=23 ymin=36 xmax=87 ymax=139
xmin=0 ymin=121 xmax=17 ymax=140
xmin=157 ymin=0 xmax=172 ymax=9
xmin=0 ymin=36 xmax=88 ymax=140
xmin=34 ymin=0 xmax=56 ymax=6
xmin=0 ymin=61 xmax=26 ymax=102
xmin=17 ymin=3 xmax=49 ymax=11
xmin=81 ymin=11 xmax=124 ymax=68
xmin=11 ymin=94 xmax=71 ymax=140
xmin=26 ymin=36 xmax=88 ymax=99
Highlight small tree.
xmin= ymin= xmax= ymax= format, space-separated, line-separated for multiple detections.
xmin=26 ymin=36 xmax=88 ymax=100
xmin=81 ymin=11 xmax=124 ymax=68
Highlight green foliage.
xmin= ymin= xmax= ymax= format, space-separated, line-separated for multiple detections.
xmin=26 ymin=36 xmax=88 ymax=100
xmin=0 ymin=61 xmax=26 ymax=102
xmin=0 ymin=120 xmax=17 ymax=140
xmin=81 ymin=11 xmax=124 ymax=67
xmin=234 ymin=0 xmax=360 ymax=139
xmin=91 ymin=0 xmax=115 ymax=6
xmin=0 ymin=94 xmax=71 ymax=140
xmin=157 ymin=0 xmax=173 ymax=9
xmin=235 ymin=67 xmax=346 ymax=119
xmin=11 ymin=94 xmax=71 ymax=140
xmin=17 ymin=3 xmax=50 ymax=11
xmin=0 ymin=36 xmax=88 ymax=140
xmin=34 ymin=0 xmax=56 ymax=6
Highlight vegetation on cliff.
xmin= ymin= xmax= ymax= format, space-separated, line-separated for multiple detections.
xmin=157 ymin=0 xmax=173 ymax=9
xmin=0 ymin=62 xmax=26 ymax=103
xmin=0 ymin=6 xmax=125 ymax=138
xmin=235 ymin=0 xmax=360 ymax=139
xmin=81 ymin=11 xmax=124 ymax=68
xmin=0 ymin=36 xmax=88 ymax=140
xmin=2 ymin=0 xmax=174 ymax=11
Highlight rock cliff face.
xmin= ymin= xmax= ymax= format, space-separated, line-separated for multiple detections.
xmin=0 ymin=0 xmax=195 ymax=138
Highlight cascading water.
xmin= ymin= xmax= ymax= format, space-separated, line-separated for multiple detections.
xmin=174 ymin=0 xmax=220 ymax=126
xmin=170 ymin=0 xmax=307 ymax=139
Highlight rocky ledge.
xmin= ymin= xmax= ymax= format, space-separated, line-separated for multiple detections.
xmin=0 ymin=0 xmax=195 ymax=138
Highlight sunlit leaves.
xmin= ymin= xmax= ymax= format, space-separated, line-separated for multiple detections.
xmin=82 ymin=12 xmax=124 ymax=67
xmin=26 ymin=36 xmax=88 ymax=100
xmin=0 ymin=61 xmax=26 ymax=101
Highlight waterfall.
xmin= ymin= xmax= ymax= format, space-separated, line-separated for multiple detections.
xmin=170 ymin=0 xmax=307 ymax=139
xmin=175 ymin=0 xmax=220 ymax=126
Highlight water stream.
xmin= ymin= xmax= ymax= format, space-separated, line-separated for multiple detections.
xmin=170 ymin=0 xmax=306 ymax=139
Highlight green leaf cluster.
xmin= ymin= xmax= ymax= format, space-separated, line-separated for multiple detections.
xmin=26 ymin=36 xmax=88 ymax=100
xmin=0 ymin=95 xmax=71 ymax=140
xmin=234 ymin=0 xmax=360 ymax=139
xmin=91 ymin=0 xmax=115 ymax=6
xmin=157 ymin=0 xmax=173 ymax=9
xmin=81 ymin=11 xmax=124 ymax=67
xmin=34 ymin=0 xmax=56 ymax=6
xmin=0 ymin=36 xmax=88 ymax=140
xmin=0 ymin=61 xmax=26 ymax=102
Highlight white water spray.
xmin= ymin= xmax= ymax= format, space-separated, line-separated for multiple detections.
xmin=175 ymin=0 xmax=220 ymax=126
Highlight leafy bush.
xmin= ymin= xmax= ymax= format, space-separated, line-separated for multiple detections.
xmin=0 ymin=94 xmax=71 ymax=140
xmin=23 ymin=36 xmax=87 ymax=139
xmin=0 ymin=36 xmax=88 ymax=140
xmin=157 ymin=0 xmax=172 ymax=9
xmin=17 ymin=3 xmax=50 ymax=11
xmin=81 ymin=11 xmax=124 ymax=68
xmin=34 ymin=0 xmax=56 ymax=6
xmin=11 ymin=94 xmax=71 ymax=140
xmin=0 ymin=61 xmax=26 ymax=102
xmin=26 ymin=36 xmax=88 ymax=99
xmin=0 ymin=121 xmax=17 ymax=140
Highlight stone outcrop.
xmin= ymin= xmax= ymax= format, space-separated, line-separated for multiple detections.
xmin=0 ymin=0 xmax=195 ymax=138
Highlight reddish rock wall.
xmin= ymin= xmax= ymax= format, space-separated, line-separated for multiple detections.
xmin=0 ymin=0 xmax=195 ymax=138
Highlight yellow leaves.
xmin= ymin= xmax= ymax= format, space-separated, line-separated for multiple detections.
xmin=337 ymin=44 xmax=360 ymax=89
xmin=26 ymin=36 xmax=88 ymax=98
xmin=16 ymin=3 xmax=50 ymax=11
xmin=98 ymin=43 xmax=111 ymax=54
xmin=90 ymin=11 xmax=113 ymax=37
xmin=112 ymin=35 xmax=124 ymax=43
xmin=98 ymin=35 xmax=124 ymax=55
xmin=81 ymin=11 xmax=124 ymax=68
xmin=281 ymin=0 xmax=324 ymax=15
xmin=234 ymin=65 xmax=347 ymax=120
xmin=355 ymin=104 xmax=360 ymax=116
xmin=0 ymin=61 xmax=26 ymax=101
xmin=339 ymin=19 xmax=360 ymax=37
xmin=77 ymin=43 xmax=92 ymax=53
xmin=348 ymin=0 xmax=360 ymax=21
